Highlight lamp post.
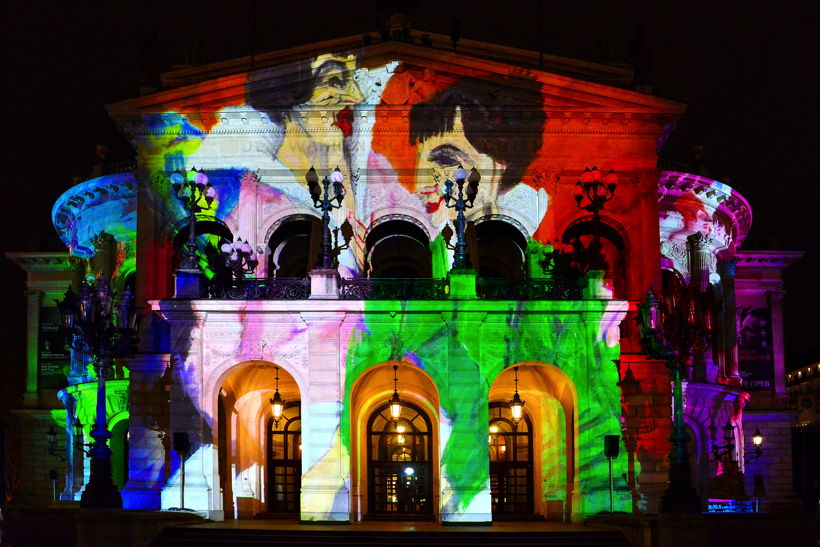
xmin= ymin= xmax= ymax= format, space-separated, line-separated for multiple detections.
xmin=637 ymin=281 xmax=704 ymax=513
xmin=220 ymin=238 xmax=260 ymax=279
xmin=573 ymin=166 xmax=617 ymax=271
xmin=442 ymin=165 xmax=480 ymax=269
xmin=170 ymin=167 xmax=216 ymax=270
xmin=57 ymin=276 xmax=140 ymax=508
xmin=306 ymin=167 xmax=345 ymax=270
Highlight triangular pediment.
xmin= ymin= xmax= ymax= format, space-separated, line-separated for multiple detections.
xmin=108 ymin=33 xmax=684 ymax=128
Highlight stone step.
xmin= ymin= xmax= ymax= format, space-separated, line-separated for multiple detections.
xmin=152 ymin=526 xmax=631 ymax=546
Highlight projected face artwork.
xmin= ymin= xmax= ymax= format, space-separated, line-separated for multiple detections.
xmin=121 ymin=48 xmax=646 ymax=522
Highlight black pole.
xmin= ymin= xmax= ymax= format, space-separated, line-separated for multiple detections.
xmin=80 ymin=359 xmax=122 ymax=508
xmin=321 ymin=177 xmax=332 ymax=269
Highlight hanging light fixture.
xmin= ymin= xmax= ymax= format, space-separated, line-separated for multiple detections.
xmin=270 ymin=366 xmax=284 ymax=428
xmin=389 ymin=365 xmax=402 ymax=424
xmin=509 ymin=366 xmax=525 ymax=425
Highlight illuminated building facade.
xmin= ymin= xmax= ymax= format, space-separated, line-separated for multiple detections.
xmin=5 ymin=30 xmax=801 ymax=521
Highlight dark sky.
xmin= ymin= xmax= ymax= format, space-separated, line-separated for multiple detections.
xmin=1 ymin=0 xmax=818 ymax=365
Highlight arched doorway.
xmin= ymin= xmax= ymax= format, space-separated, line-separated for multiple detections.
xmin=267 ymin=215 xmax=322 ymax=277
xmin=488 ymin=363 xmax=578 ymax=521
xmin=172 ymin=219 xmax=233 ymax=280
xmin=267 ymin=402 xmax=301 ymax=514
xmin=489 ymin=402 xmax=533 ymax=516
xmin=367 ymin=400 xmax=433 ymax=517
xmin=215 ymin=361 xmax=301 ymax=519
xmin=475 ymin=219 xmax=527 ymax=279
xmin=366 ymin=219 xmax=431 ymax=278
xmin=562 ymin=219 xmax=627 ymax=298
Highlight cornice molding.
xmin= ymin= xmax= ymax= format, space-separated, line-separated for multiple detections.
xmin=735 ymin=251 xmax=803 ymax=268
xmin=658 ymin=170 xmax=752 ymax=248
xmin=5 ymin=252 xmax=83 ymax=272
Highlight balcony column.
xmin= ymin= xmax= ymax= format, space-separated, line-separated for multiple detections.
xmin=23 ymin=289 xmax=42 ymax=407
xmin=718 ymin=258 xmax=740 ymax=384
xmin=766 ymin=290 xmax=787 ymax=401
xmin=688 ymin=232 xmax=717 ymax=383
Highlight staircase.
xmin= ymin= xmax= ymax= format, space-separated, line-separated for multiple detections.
xmin=153 ymin=525 xmax=631 ymax=546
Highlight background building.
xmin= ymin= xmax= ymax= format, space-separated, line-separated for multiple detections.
xmin=2 ymin=25 xmax=803 ymax=522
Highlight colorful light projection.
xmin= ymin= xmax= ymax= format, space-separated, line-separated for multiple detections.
xmin=121 ymin=48 xmax=647 ymax=520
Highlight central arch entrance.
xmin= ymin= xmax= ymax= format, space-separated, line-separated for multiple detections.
xmin=489 ymin=402 xmax=534 ymax=516
xmin=267 ymin=402 xmax=301 ymax=514
xmin=367 ymin=401 xmax=433 ymax=517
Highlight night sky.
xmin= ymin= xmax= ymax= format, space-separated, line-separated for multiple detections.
xmin=1 ymin=0 xmax=817 ymax=366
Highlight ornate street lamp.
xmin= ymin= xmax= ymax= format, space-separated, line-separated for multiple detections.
xmin=170 ymin=167 xmax=216 ymax=270
xmin=57 ymin=276 xmax=140 ymax=508
xmin=270 ymin=366 xmax=284 ymax=428
xmin=637 ymin=282 xmax=705 ymax=513
xmin=389 ymin=365 xmax=402 ymax=425
xmin=442 ymin=165 xmax=480 ymax=269
xmin=573 ymin=166 xmax=617 ymax=271
xmin=747 ymin=428 xmax=764 ymax=462
xmin=306 ymin=166 xmax=345 ymax=269
xmin=220 ymin=238 xmax=260 ymax=279
xmin=509 ymin=366 xmax=525 ymax=426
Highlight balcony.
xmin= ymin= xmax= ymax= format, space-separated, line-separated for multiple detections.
xmin=201 ymin=275 xmax=585 ymax=301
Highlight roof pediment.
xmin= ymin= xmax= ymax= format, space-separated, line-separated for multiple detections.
xmin=108 ymin=36 xmax=684 ymax=128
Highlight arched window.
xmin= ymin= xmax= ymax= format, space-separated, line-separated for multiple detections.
xmin=267 ymin=215 xmax=322 ymax=278
xmin=562 ymin=220 xmax=627 ymax=298
xmin=489 ymin=402 xmax=533 ymax=516
xmin=366 ymin=220 xmax=431 ymax=278
xmin=474 ymin=220 xmax=527 ymax=279
xmin=367 ymin=401 xmax=433 ymax=516
xmin=172 ymin=220 xmax=233 ymax=280
xmin=268 ymin=402 xmax=301 ymax=514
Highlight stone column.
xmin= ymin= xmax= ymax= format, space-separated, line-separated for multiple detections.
xmin=688 ymin=233 xmax=717 ymax=383
xmin=24 ymin=289 xmax=42 ymax=407
xmin=121 ymin=353 xmax=171 ymax=510
xmin=766 ymin=290 xmax=787 ymax=402
xmin=300 ymin=312 xmax=349 ymax=522
xmin=718 ymin=258 xmax=740 ymax=383
xmin=90 ymin=231 xmax=116 ymax=280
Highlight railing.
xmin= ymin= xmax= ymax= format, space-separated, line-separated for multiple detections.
xmin=203 ymin=276 xmax=584 ymax=301
xmin=339 ymin=278 xmax=447 ymax=300
xmin=477 ymin=277 xmax=582 ymax=300
xmin=208 ymin=278 xmax=310 ymax=300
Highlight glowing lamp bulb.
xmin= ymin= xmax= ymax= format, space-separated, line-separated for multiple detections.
xmin=221 ymin=243 xmax=232 ymax=253
xmin=186 ymin=168 xmax=198 ymax=182
xmin=590 ymin=166 xmax=600 ymax=181
xmin=489 ymin=425 xmax=498 ymax=434
xmin=330 ymin=168 xmax=344 ymax=184
xmin=511 ymin=402 xmax=523 ymax=421
xmin=454 ymin=165 xmax=467 ymax=181
xmin=270 ymin=391 xmax=284 ymax=420
xmin=241 ymin=243 xmax=252 ymax=253
xmin=390 ymin=400 xmax=402 ymax=420
xmin=752 ymin=428 xmax=763 ymax=447
xmin=195 ymin=172 xmax=208 ymax=185
xmin=510 ymin=391 xmax=525 ymax=423
xmin=170 ymin=172 xmax=184 ymax=185
xmin=396 ymin=425 xmax=406 ymax=433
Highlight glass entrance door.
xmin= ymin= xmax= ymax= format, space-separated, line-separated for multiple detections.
xmin=267 ymin=402 xmax=301 ymax=514
xmin=367 ymin=401 xmax=432 ymax=517
xmin=489 ymin=402 xmax=533 ymax=516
